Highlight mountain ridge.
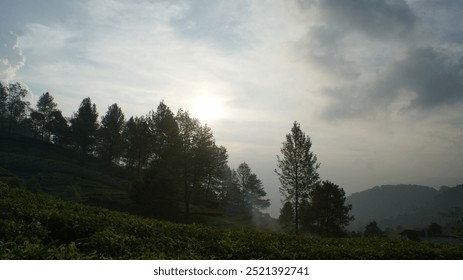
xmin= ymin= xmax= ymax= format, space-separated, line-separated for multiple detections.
xmin=346 ymin=183 xmax=463 ymax=232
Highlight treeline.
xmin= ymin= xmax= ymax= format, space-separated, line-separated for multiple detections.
xmin=0 ymin=81 xmax=270 ymax=222
xmin=1 ymin=81 xmax=356 ymax=236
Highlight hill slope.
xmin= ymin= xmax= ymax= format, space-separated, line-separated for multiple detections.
xmin=0 ymin=135 xmax=279 ymax=229
xmin=0 ymin=135 xmax=134 ymax=210
xmin=2 ymin=182 xmax=463 ymax=260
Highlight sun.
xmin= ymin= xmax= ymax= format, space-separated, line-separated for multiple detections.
xmin=191 ymin=95 xmax=223 ymax=123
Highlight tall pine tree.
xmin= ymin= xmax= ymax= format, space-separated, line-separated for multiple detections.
xmin=275 ymin=121 xmax=320 ymax=234
xmin=98 ymin=103 xmax=125 ymax=166
xmin=70 ymin=97 xmax=99 ymax=159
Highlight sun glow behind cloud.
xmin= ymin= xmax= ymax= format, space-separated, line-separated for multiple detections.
xmin=191 ymin=94 xmax=224 ymax=123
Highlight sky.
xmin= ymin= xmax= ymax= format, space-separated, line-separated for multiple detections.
xmin=1 ymin=0 xmax=463 ymax=217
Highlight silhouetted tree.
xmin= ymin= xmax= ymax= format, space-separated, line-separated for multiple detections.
xmin=30 ymin=110 xmax=45 ymax=139
xmin=70 ymin=97 xmax=99 ymax=159
xmin=276 ymin=121 xmax=320 ymax=234
xmin=236 ymin=162 xmax=270 ymax=214
xmin=31 ymin=92 xmax=57 ymax=142
xmin=364 ymin=221 xmax=384 ymax=237
xmin=176 ymin=109 xmax=218 ymax=219
xmin=48 ymin=110 xmax=71 ymax=146
xmin=221 ymin=166 xmax=242 ymax=216
xmin=147 ymin=101 xmax=180 ymax=164
xmin=202 ymin=145 xmax=228 ymax=204
xmin=123 ymin=116 xmax=151 ymax=174
xmin=279 ymin=201 xmax=295 ymax=232
xmin=1 ymin=82 xmax=30 ymax=134
xmin=0 ymin=82 xmax=7 ymax=131
xmin=303 ymin=181 xmax=353 ymax=236
xmin=97 ymin=103 xmax=125 ymax=166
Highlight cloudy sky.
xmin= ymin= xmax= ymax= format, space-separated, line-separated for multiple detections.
xmin=1 ymin=0 xmax=463 ymax=217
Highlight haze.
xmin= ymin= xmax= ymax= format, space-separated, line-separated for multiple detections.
xmin=1 ymin=0 xmax=463 ymax=217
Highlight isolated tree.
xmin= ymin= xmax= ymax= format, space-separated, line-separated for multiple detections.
xmin=303 ymin=181 xmax=353 ymax=236
xmin=275 ymin=121 xmax=320 ymax=234
xmin=70 ymin=97 xmax=99 ymax=158
xmin=364 ymin=221 xmax=384 ymax=237
xmin=97 ymin=103 xmax=125 ymax=166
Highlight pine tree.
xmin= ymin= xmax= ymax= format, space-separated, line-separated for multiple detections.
xmin=236 ymin=162 xmax=270 ymax=213
xmin=275 ymin=121 xmax=320 ymax=234
xmin=123 ymin=116 xmax=151 ymax=174
xmin=70 ymin=97 xmax=99 ymax=159
xmin=32 ymin=92 xmax=57 ymax=141
xmin=98 ymin=103 xmax=125 ymax=166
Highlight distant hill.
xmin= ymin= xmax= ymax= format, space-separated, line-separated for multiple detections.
xmin=347 ymin=184 xmax=463 ymax=232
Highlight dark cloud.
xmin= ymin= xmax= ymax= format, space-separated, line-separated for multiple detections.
xmin=292 ymin=0 xmax=417 ymax=80
xmin=322 ymin=47 xmax=463 ymax=120
xmin=386 ymin=47 xmax=463 ymax=109
xmin=410 ymin=0 xmax=463 ymax=45
xmin=295 ymin=0 xmax=417 ymax=40
xmin=294 ymin=25 xmax=359 ymax=79
xmin=320 ymin=0 xmax=417 ymax=40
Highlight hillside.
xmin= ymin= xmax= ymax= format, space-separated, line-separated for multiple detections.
xmin=2 ymin=182 xmax=463 ymax=260
xmin=0 ymin=135 xmax=279 ymax=230
xmin=347 ymin=184 xmax=463 ymax=232
xmin=0 ymin=135 xmax=133 ymax=210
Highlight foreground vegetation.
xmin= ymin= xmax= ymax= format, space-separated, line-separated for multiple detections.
xmin=2 ymin=183 xmax=463 ymax=260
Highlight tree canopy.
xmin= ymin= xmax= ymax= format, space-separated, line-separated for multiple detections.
xmin=303 ymin=181 xmax=353 ymax=236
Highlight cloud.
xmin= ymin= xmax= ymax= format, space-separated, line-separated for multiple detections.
xmin=293 ymin=25 xmax=359 ymax=79
xmin=0 ymin=32 xmax=26 ymax=81
xmin=380 ymin=47 xmax=463 ymax=109
xmin=320 ymin=0 xmax=417 ymax=40
xmin=171 ymin=0 xmax=252 ymax=50
xmin=288 ymin=0 xmax=463 ymax=122
xmin=321 ymin=47 xmax=463 ymax=120
xmin=290 ymin=0 xmax=417 ymax=81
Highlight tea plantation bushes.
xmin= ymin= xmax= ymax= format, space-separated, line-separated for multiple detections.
xmin=1 ymin=182 xmax=463 ymax=259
